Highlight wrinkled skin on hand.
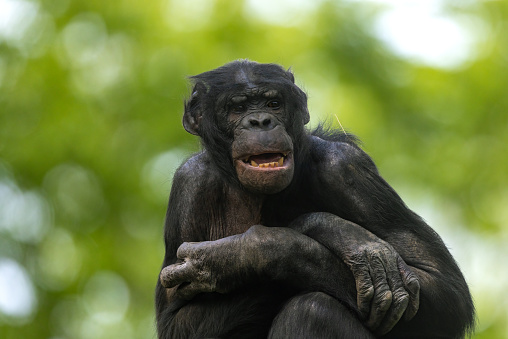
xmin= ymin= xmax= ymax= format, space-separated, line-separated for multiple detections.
xmin=289 ymin=213 xmax=420 ymax=335
xmin=345 ymin=239 xmax=420 ymax=334
xmin=160 ymin=234 xmax=253 ymax=300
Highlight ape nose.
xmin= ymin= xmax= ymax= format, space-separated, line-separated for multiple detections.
xmin=243 ymin=113 xmax=277 ymax=131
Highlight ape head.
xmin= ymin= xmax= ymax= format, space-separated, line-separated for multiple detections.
xmin=183 ymin=60 xmax=310 ymax=194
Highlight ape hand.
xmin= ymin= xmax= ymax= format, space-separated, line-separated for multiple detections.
xmin=159 ymin=244 xmax=213 ymax=300
xmin=345 ymin=239 xmax=420 ymax=335
xmin=159 ymin=233 xmax=258 ymax=300
xmin=287 ymin=212 xmax=421 ymax=334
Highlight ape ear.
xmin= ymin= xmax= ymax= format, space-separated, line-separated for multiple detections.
xmin=286 ymin=68 xmax=296 ymax=83
xmin=302 ymin=106 xmax=310 ymax=125
xmin=296 ymin=85 xmax=310 ymax=125
xmin=183 ymin=82 xmax=206 ymax=136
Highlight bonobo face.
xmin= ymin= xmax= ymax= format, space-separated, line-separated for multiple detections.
xmin=229 ymin=88 xmax=295 ymax=194
xmin=182 ymin=61 xmax=309 ymax=195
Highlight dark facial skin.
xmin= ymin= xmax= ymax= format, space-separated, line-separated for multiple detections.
xmin=229 ymin=89 xmax=295 ymax=194
xmin=155 ymin=60 xmax=475 ymax=339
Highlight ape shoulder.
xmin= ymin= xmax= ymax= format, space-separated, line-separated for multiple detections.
xmin=169 ymin=151 xmax=221 ymax=205
xmin=174 ymin=152 xmax=213 ymax=183
xmin=309 ymin=135 xmax=379 ymax=181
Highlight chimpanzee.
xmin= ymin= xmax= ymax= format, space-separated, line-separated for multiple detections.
xmin=155 ymin=60 xmax=474 ymax=338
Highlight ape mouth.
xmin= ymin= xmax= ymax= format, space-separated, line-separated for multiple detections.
xmin=234 ymin=151 xmax=294 ymax=194
xmin=241 ymin=152 xmax=290 ymax=169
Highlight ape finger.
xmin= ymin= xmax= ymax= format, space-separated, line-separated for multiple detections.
xmin=160 ymin=262 xmax=191 ymax=288
xmin=176 ymin=280 xmax=216 ymax=300
xmin=403 ymin=277 xmax=420 ymax=321
xmin=351 ymin=263 xmax=375 ymax=319
xmin=176 ymin=242 xmax=200 ymax=259
xmin=175 ymin=282 xmax=200 ymax=300
xmin=398 ymin=258 xmax=420 ymax=321
xmin=374 ymin=254 xmax=411 ymax=334
xmin=375 ymin=287 xmax=409 ymax=335
xmin=366 ymin=257 xmax=392 ymax=330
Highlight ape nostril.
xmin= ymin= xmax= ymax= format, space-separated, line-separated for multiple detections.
xmin=249 ymin=119 xmax=260 ymax=126
xmin=244 ymin=114 xmax=275 ymax=130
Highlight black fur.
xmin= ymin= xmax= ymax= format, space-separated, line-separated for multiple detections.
xmin=156 ymin=60 xmax=475 ymax=338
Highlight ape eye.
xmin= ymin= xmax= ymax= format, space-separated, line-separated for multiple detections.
xmin=232 ymin=104 xmax=246 ymax=113
xmin=267 ymin=100 xmax=281 ymax=109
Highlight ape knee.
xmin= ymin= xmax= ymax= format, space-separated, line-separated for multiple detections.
xmin=269 ymin=292 xmax=374 ymax=339
xmin=282 ymin=292 xmax=339 ymax=324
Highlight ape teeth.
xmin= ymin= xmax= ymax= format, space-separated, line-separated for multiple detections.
xmin=246 ymin=155 xmax=286 ymax=168
xmin=258 ymin=161 xmax=278 ymax=168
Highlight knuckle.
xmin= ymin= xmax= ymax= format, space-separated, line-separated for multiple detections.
xmin=370 ymin=261 xmax=386 ymax=274
xmin=380 ymin=246 xmax=392 ymax=256
xmin=349 ymin=252 xmax=367 ymax=266
xmin=178 ymin=241 xmax=204 ymax=259
xmin=162 ymin=264 xmax=178 ymax=277
xmin=367 ymin=247 xmax=382 ymax=260
xmin=380 ymin=289 xmax=392 ymax=301
xmin=376 ymin=290 xmax=393 ymax=311
xmin=393 ymin=290 xmax=410 ymax=306
xmin=358 ymin=284 xmax=375 ymax=299
xmin=372 ymin=273 xmax=387 ymax=287
xmin=404 ymin=275 xmax=421 ymax=297
xmin=176 ymin=243 xmax=191 ymax=258
xmin=407 ymin=275 xmax=421 ymax=289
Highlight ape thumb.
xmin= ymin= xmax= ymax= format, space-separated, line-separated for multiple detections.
xmin=160 ymin=264 xmax=187 ymax=288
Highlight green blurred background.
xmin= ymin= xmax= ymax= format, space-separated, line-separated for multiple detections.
xmin=0 ymin=0 xmax=507 ymax=338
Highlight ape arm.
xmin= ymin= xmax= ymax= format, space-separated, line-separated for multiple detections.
xmin=312 ymin=138 xmax=475 ymax=338
xmin=160 ymin=219 xmax=421 ymax=336
xmin=160 ymin=225 xmax=358 ymax=310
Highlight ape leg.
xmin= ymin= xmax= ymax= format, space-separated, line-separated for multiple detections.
xmin=268 ymin=292 xmax=375 ymax=339
xmin=161 ymin=285 xmax=290 ymax=339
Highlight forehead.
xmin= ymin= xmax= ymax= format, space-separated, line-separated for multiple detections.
xmin=222 ymin=68 xmax=286 ymax=104
xmin=191 ymin=62 xmax=294 ymax=104
xmin=228 ymin=67 xmax=287 ymax=99
xmin=230 ymin=89 xmax=279 ymax=104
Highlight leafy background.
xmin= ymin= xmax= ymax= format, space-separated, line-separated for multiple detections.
xmin=0 ymin=0 xmax=507 ymax=338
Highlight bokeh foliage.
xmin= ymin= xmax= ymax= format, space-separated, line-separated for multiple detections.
xmin=0 ymin=0 xmax=507 ymax=338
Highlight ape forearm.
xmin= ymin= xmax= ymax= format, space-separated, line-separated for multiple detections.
xmin=247 ymin=225 xmax=358 ymax=311
xmin=159 ymin=225 xmax=359 ymax=312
